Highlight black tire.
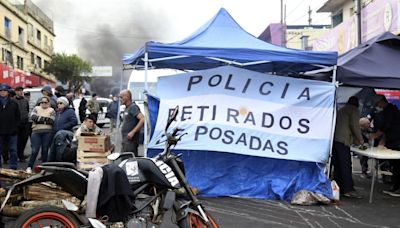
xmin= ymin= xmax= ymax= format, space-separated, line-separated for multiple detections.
xmin=14 ymin=206 xmax=80 ymax=228
xmin=177 ymin=209 xmax=219 ymax=228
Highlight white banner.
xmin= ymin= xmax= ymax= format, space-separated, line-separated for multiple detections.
xmin=89 ymin=66 xmax=112 ymax=77
xmin=149 ymin=66 xmax=335 ymax=163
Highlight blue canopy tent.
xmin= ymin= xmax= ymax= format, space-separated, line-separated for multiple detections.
xmin=337 ymin=32 xmax=400 ymax=90
xmin=122 ymin=8 xmax=338 ymax=200
xmin=123 ymin=8 xmax=337 ymax=74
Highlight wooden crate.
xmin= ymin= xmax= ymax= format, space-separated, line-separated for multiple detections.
xmin=77 ymin=150 xmax=111 ymax=170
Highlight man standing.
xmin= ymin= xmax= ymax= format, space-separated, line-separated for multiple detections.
xmin=106 ymin=95 xmax=119 ymax=134
xmin=119 ymin=90 xmax=144 ymax=156
xmin=14 ymin=86 xmax=30 ymax=162
xmin=332 ymin=96 xmax=363 ymax=198
xmin=370 ymin=95 xmax=400 ymax=196
xmin=78 ymin=94 xmax=87 ymax=123
xmin=87 ymin=93 xmax=100 ymax=121
xmin=0 ymin=83 xmax=20 ymax=169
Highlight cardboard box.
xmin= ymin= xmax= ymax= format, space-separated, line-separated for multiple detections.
xmin=77 ymin=135 xmax=111 ymax=152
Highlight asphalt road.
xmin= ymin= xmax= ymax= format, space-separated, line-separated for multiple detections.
xmin=2 ymin=125 xmax=400 ymax=227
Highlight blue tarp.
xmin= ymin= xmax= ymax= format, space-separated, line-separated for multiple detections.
xmin=146 ymin=94 xmax=333 ymax=200
xmin=123 ymin=8 xmax=337 ymax=74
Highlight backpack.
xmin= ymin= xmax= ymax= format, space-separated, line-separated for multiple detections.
xmin=49 ymin=130 xmax=76 ymax=162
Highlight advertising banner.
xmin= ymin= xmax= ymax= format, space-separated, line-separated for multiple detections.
xmin=314 ymin=0 xmax=400 ymax=55
xmin=148 ymin=66 xmax=335 ymax=163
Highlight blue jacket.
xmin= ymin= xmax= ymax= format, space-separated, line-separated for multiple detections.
xmin=53 ymin=107 xmax=77 ymax=133
xmin=106 ymin=100 xmax=119 ymax=119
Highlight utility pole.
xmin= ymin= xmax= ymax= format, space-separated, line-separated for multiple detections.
xmin=308 ymin=6 xmax=312 ymax=26
xmin=280 ymin=0 xmax=284 ymax=47
xmin=280 ymin=0 xmax=287 ymax=47
xmin=356 ymin=0 xmax=362 ymax=44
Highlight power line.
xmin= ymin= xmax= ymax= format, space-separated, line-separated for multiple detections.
xmin=285 ymin=0 xmax=307 ymax=18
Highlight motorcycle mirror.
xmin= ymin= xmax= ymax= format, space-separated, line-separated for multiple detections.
xmin=165 ymin=106 xmax=179 ymax=131
xmin=107 ymin=153 xmax=120 ymax=161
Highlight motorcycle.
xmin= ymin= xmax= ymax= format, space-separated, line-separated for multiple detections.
xmin=0 ymin=106 xmax=218 ymax=228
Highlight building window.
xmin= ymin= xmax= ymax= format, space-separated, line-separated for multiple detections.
xmin=17 ymin=56 xmax=23 ymax=70
xmin=31 ymin=52 xmax=35 ymax=64
xmin=18 ymin=27 xmax=25 ymax=46
xmin=36 ymin=56 xmax=42 ymax=68
xmin=44 ymin=60 xmax=49 ymax=69
xmin=36 ymin=30 xmax=41 ymax=41
xmin=5 ymin=50 xmax=12 ymax=66
xmin=332 ymin=10 xmax=343 ymax=27
xmin=4 ymin=17 xmax=11 ymax=39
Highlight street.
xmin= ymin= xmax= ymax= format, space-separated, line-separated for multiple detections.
xmin=1 ymin=125 xmax=400 ymax=227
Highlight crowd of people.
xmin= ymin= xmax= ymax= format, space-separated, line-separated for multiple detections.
xmin=0 ymin=83 xmax=144 ymax=173
xmin=2 ymin=82 xmax=400 ymax=200
xmin=332 ymin=94 xmax=400 ymax=198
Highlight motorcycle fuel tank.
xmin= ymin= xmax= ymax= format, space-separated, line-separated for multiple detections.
xmin=118 ymin=157 xmax=181 ymax=189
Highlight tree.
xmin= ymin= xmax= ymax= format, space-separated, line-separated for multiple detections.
xmin=45 ymin=53 xmax=92 ymax=93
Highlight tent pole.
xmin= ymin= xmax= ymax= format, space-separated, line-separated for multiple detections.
xmin=143 ymin=47 xmax=149 ymax=157
xmin=326 ymin=65 xmax=338 ymax=178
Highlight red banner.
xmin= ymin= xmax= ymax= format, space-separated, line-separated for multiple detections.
xmin=0 ymin=63 xmax=54 ymax=88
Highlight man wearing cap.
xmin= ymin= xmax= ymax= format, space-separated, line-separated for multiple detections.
xmin=74 ymin=114 xmax=104 ymax=140
xmin=14 ymin=86 xmax=30 ymax=162
xmin=0 ymin=83 xmax=21 ymax=169
xmin=86 ymin=93 xmax=100 ymax=121
xmin=369 ymin=95 xmax=400 ymax=196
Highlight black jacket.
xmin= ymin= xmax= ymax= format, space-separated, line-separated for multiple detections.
xmin=97 ymin=164 xmax=134 ymax=222
xmin=0 ymin=98 xmax=20 ymax=134
xmin=14 ymin=96 xmax=30 ymax=124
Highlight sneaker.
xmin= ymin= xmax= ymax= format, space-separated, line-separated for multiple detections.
xmin=383 ymin=186 xmax=400 ymax=196
xmin=387 ymin=189 xmax=400 ymax=197
xmin=26 ymin=167 xmax=32 ymax=174
xmin=360 ymin=172 xmax=372 ymax=179
xmin=342 ymin=191 xmax=363 ymax=199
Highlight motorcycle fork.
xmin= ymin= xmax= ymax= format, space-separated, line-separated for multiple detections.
xmin=167 ymin=158 xmax=211 ymax=224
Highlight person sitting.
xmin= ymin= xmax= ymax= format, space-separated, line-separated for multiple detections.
xmin=73 ymin=114 xmax=104 ymax=141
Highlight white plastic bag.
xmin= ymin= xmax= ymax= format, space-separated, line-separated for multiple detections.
xmin=331 ymin=180 xmax=340 ymax=201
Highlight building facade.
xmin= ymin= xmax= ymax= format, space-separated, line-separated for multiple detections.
xmin=258 ymin=23 xmax=331 ymax=50
xmin=314 ymin=0 xmax=400 ymax=55
xmin=0 ymin=0 xmax=55 ymax=87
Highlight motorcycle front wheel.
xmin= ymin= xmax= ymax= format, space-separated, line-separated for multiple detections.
xmin=14 ymin=206 xmax=80 ymax=228
xmin=178 ymin=211 xmax=219 ymax=228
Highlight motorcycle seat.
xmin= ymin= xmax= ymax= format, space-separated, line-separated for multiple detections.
xmin=40 ymin=162 xmax=89 ymax=177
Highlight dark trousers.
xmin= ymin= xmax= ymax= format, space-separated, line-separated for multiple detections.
xmin=17 ymin=123 xmax=31 ymax=160
xmin=0 ymin=134 xmax=18 ymax=169
xmin=332 ymin=141 xmax=355 ymax=194
xmin=28 ymin=132 xmax=52 ymax=168
xmin=390 ymin=160 xmax=400 ymax=189
xmin=360 ymin=155 xmax=369 ymax=173
xmin=122 ymin=137 xmax=139 ymax=157
xmin=387 ymin=144 xmax=400 ymax=190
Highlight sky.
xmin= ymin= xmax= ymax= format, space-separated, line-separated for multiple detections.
xmin=28 ymin=0 xmax=330 ymax=95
